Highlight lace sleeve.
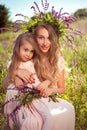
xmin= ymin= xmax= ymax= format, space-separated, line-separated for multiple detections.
xmin=58 ymin=56 xmax=66 ymax=72
xmin=58 ymin=56 xmax=71 ymax=78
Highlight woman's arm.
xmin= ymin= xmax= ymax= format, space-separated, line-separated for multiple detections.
xmin=36 ymin=80 xmax=51 ymax=91
xmin=16 ymin=68 xmax=35 ymax=84
xmin=36 ymin=69 xmax=65 ymax=98
xmin=2 ymin=68 xmax=35 ymax=88
xmin=52 ymin=69 xmax=65 ymax=94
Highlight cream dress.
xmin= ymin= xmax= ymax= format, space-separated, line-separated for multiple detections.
xmin=4 ymin=57 xmax=75 ymax=130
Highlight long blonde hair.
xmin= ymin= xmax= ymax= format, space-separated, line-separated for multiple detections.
xmin=33 ymin=24 xmax=62 ymax=82
xmin=8 ymin=32 xmax=36 ymax=81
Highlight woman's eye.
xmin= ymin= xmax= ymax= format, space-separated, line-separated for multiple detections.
xmin=38 ymin=36 xmax=44 ymax=40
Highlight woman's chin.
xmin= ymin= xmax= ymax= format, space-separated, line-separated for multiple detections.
xmin=40 ymin=48 xmax=49 ymax=53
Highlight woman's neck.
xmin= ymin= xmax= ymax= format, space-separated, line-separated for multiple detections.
xmin=41 ymin=53 xmax=49 ymax=60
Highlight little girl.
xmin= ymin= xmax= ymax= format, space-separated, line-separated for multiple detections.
xmin=3 ymin=32 xmax=43 ymax=130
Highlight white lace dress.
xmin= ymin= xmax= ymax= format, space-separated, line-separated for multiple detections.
xmin=4 ymin=57 xmax=75 ymax=130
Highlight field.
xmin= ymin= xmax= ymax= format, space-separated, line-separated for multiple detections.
xmin=0 ymin=19 xmax=87 ymax=130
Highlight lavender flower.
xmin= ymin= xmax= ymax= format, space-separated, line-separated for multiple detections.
xmin=52 ymin=6 xmax=56 ymax=17
xmin=15 ymin=20 xmax=25 ymax=24
xmin=15 ymin=13 xmax=27 ymax=19
xmin=20 ymin=85 xmax=40 ymax=95
xmin=33 ymin=1 xmax=41 ymax=13
xmin=0 ymin=27 xmax=9 ymax=31
xmin=31 ymin=6 xmax=37 ymax=13
xmin=41 ymin=0 xmax=49 ymax=12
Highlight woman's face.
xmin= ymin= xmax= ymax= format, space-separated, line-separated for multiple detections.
xmin=35 ymin=27 xmax=51 ymax=53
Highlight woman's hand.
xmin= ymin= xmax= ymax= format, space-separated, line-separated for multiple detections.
xmin=36 ymin=80 xmax=51 ymax=91
xmin=16 ymin=68 xmax=35 ymax=84
xmin=40 ymin=87 xmax=54 ymax=98
xmin=36 ymin=80 xmax=52 ymax=98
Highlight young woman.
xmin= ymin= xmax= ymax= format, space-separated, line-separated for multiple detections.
xmin=3 ymin=24 xmax=75 ymax=130
xmin=33 ymin=24 xmax=75 ymax=130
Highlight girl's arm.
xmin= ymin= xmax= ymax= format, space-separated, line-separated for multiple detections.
xmin=2 ymin=68 xmax=35 ymax=88
xmin=14 ymin=76 xmax=24 ymax=88
xmin=2 ymin=74 xmax=12 ymax=88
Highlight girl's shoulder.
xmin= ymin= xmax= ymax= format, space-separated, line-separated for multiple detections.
xmin=19 ymin=60 xmax=35 ymax=72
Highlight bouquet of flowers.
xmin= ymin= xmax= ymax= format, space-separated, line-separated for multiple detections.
xmin=0 ymin=85 xmax=59 ymax=114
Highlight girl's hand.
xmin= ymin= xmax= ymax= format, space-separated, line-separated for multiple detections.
xmin=16 ymin=68 xmax=35 ymax=84
xmin=14 ymin=76 xmax=24 ymax=89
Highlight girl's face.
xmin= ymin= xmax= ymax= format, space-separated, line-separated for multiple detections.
xmin=36 ymin=27 xmax=51 ymax=53
xmin=19 ymin=39 xmax=34 ymax=62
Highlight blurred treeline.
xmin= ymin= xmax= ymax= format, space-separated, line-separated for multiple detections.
xmin=0 ymin=4 xmax=87 ymax=30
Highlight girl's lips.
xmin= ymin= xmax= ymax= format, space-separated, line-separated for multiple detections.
xmin=24 ymin=57 xmax=31 ymax=61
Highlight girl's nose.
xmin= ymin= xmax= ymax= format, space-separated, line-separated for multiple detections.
xmin=27 ymin=51 xmax=31 ymax=56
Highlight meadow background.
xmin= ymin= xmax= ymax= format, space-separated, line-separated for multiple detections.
xmin=0 ymin=3 xmax=87 ymax=130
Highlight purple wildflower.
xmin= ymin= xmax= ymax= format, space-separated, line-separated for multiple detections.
xmin=31 ymin=6 xmax=37 ymax=13
xmin=70 ymin=34 xmax=74 ymax=41
xmin=12 ymin=22 xmax=21 ymax=32
xmin=41 ymin=0 xmax=49 ymax=12
xmin=34 ymin=1 xmax=41 ymax=13
xmin=57 ymin=10 xmax=69 ymax=19
xmin=15 ymin=13 xmax=27 ymax=19
xmin=73 ymin=30 xmax=82 ymax=37
xmin=57 ymin=8 xmax=64 ymax=18
xmin=64 ymin=16 xmax=76 ymax=23
xmin=52 ymin=6 xmax=56 ymax=17
xmin=0 ymin=27 xmax=9 ymax=31
xmin=21 ymin=85 xmax=40 ymax=95
xmin=72 ymin=58 xmax=76 ymax=66
xmin=15 ymin=20 xmax=25 ymax=23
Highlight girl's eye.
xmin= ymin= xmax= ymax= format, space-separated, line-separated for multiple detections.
xmin=24 ymin=48 xmax=34 ymax=53
xmin=30 ymin=50 xmax=34 ymax=53
xmin=24 ymin=49 xmax=28 ymax=51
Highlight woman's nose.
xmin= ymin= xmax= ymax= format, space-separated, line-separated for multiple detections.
xmin=43 ymin=38 xmax=48 ymax=45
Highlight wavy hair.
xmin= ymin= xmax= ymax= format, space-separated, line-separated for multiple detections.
xmin=8 ymin=32 xmax=36 ymax=81
xmin=33 ymin=24 xmax=62 ymax=83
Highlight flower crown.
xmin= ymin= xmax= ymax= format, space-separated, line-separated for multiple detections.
xmin=14 ymin=0 xmax=81 ymax=46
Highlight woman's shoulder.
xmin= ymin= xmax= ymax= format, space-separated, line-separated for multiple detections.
xmin=57 ymin=56 xmax=71 ymax=78
xmin=57 ymin=56 xmax=66 ymax=71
